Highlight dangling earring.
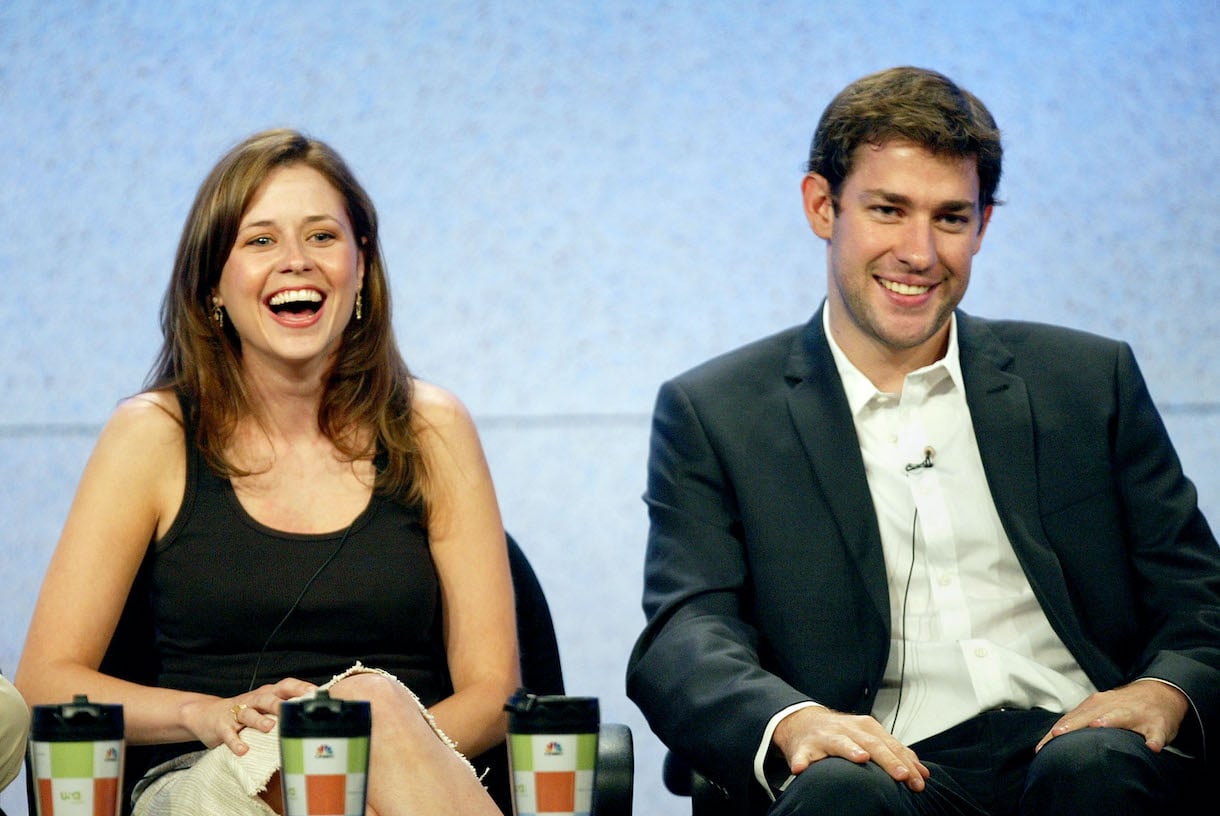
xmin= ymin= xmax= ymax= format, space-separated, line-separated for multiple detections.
xmin=355 ymin=290 xmax=363 ymax=321
xmin=211 ymin=298 xmax=224 ymax=328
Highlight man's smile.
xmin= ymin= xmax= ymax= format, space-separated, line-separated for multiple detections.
xmin=878 ymin=277 xmax=934 ymax=297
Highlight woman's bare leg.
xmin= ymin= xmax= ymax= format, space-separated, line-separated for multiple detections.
xmin=258 ymin=771 xmax=285 ymax=813
xmin=327 ymin=672 xmax=500 ymax=816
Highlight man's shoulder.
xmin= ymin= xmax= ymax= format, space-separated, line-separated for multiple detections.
xmin=962 ymin=313 xmax=1128 ymax=361
xmin=666 ymin=322 xmax=811 ymax=394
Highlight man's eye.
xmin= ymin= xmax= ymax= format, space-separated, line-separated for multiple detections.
xmin=872 ymin=205 xmax=901 ymax=218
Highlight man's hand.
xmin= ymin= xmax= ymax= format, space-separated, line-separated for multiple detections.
xmin=1035 ymin=680 xmax=1189 ymax=753
xmin=772 ymin=706 xmax=930 ymax=791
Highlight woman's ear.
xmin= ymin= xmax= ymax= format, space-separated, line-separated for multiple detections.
xmin=359 ymin=237 xmax=368 ymax=288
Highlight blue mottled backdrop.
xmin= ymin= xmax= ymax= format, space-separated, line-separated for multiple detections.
xmin=2 ymin=1 xmax=1217 ymax=812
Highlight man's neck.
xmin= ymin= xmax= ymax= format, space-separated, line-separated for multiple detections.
xmin=823 ymin=307 xmax=952 ymax=393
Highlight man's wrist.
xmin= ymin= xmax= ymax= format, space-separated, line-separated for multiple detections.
xmin=754 ymin=702 xmax=823 ymax=799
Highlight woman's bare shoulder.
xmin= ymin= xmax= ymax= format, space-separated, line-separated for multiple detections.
xmin=88 ymin=391 xmax=187 ymax=481
xmin=107 ymin=389 xmax=184 ymax=439
xmin=410 ymin=379 xmax=474 ymax=430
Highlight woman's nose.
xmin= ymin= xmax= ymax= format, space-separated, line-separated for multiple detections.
xmin=280 ymin=235 xmax=310 ymax=272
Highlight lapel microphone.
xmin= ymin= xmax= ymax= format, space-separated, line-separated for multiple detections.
xmin=904 ymin=446 xmax=935 ymax=472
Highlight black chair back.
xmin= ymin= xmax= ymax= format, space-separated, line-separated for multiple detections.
xmin=476 ymin=533 xmax=567 ymax=813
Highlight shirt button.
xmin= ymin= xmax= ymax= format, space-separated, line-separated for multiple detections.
xmin=974 ymin=647 xmax=989 ymax=659
xmin=937 ymin=575 xmax=952 ymax=587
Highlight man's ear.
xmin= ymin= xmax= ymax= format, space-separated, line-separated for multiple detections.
xmin=801 ymin=173 xmax=835 ymax=240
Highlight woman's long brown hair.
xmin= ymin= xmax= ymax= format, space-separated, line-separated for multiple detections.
xmin=145 ymin=129 xmax=428 ymax=512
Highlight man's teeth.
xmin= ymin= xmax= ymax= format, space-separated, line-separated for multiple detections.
xmin=269 ymin=289 xmax=323 ymax=306
xmin=880 ymin=279 xmax=930 ymax=296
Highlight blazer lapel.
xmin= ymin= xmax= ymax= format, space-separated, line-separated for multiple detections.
xmin=957 ymin=314 xmax=1044 ymax=559
xmin=783 ymin=308 xmax=890 ymax=629
xmin=957 ymin=314 xmax=1118 ymax=684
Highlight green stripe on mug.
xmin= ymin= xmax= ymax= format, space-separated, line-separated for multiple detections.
xmin=282 ymin=737 xmax=305 ymax=775
xmin=50 ymin=741 xmax=95 ymax=777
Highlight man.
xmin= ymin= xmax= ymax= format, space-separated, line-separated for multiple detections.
xmin=626 ymin=66 xmax=1220 ymax=815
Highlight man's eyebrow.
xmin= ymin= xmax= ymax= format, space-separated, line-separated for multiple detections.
xmin=860 ymin=189 xmax=976 ymax=211
xmin=860 ymin=189 xmax=911 ymax=206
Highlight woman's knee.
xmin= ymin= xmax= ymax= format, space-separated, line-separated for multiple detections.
xmin=329 ymin=673 xmax=424 ymax=722
xmin=326 ymin=672 xmax=431 ymax=737
xmin=327 ymin=671 xmax=407 ymax=707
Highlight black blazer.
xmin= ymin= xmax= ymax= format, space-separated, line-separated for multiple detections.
xmin=626 ymin=307 xmax=1220 ymax=802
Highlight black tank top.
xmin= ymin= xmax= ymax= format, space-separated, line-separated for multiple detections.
xmin=149 ymin=396 xmax=452 ymax=705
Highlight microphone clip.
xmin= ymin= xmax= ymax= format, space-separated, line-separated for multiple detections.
xmin=904 ymin=446 xmax=935 ymax=472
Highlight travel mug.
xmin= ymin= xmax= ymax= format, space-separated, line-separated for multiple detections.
xmin=279 ymin=690 xmax=371 ymax=816
xmin=28 ymin=694 xmax=124 ymax=816
xmin=505 ymin=689 xmax=599 ymax=816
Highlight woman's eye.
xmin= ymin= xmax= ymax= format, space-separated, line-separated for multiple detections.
xmin=246 ymin=235 xmax=273 ymax=247
xmin=309 ymin=231 xmax=336 ymax=243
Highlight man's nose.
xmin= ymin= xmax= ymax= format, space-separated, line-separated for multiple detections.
xmin=894 ymin=219 xmax=937 ymax=272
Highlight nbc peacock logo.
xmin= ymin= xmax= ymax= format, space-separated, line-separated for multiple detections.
xmin=544 ymin=741 xmax=564 ymax=756
xmin=315 ymin=744 xmax=335 ymax=759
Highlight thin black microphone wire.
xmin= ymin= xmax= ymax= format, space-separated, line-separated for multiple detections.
xmin=246 ymin=522 xmax=354 ymax=692
xmin=890 ymin=507 xmax=918 ymax=733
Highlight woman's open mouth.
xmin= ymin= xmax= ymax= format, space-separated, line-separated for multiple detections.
xmin=266 ymin=288 xmax=325 ymax=324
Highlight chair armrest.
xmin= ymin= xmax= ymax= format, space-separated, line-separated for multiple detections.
xmin=663 ymin=750 xmax=693 ymax=796
xmin=663 ymin=749 xmax=745 ymax=815
xmin=691 ymin=768 xmax=739 ymax=816
xmin=592 ymin=722 xmax=633 ymax=816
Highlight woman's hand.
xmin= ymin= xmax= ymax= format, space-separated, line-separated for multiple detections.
xmin=180 ymin=678 xmax=317 ymax=755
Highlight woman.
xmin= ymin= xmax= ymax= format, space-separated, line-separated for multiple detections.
xmin=16 ymin=130 xmax=517 ymax=815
